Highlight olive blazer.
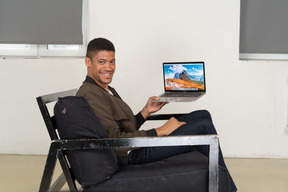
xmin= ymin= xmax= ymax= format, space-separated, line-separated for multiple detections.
xmin=76 ymin=76 xmax=157 ymax=140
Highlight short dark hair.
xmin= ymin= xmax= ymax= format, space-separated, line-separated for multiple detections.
xmin=86 ymin=38 xmax=115 ymax=59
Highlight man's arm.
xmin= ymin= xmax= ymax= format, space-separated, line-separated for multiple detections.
xmin=140 ymin=96 xmax=186 ymax=136
xmin=134 ymin=112 xmax=146 ymax=127
xmin=140 ymin=96 xmax=168 ymax=119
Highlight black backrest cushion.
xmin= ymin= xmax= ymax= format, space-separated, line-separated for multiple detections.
xmin=54 ymin=96 xmax=118 ymax=188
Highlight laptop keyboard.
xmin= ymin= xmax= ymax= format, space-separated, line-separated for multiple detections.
xmin=162 ymin=92 xmax=202 ymax=97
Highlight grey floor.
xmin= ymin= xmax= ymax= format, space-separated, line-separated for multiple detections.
xmin=0 ymin=154 xmax=288 ymax=192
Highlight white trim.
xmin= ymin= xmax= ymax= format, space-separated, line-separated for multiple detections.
xmin=240 ymin=53 xmax=288 ymax=61
xmin=38 ymin=44 xmax=86 ymax=57
xmin=0 ymin=44 xmax=37 ymax=57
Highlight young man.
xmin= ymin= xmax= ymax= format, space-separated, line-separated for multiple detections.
xmin=76 ymin=38 xmax=237 ymax=192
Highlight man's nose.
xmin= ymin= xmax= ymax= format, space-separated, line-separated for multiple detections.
xmin=103 ymin=63 xmax=113 ymax=70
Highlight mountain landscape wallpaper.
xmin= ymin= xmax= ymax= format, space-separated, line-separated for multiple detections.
xmin=164 ymin=64 xmax=205 ymax=91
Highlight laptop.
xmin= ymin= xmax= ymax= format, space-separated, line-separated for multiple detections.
xmin=153 ymin=61 xmax=206 ymax=102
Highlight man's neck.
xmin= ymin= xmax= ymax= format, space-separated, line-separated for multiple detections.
xmin=89 ymin=76 xmax=109 ymax=92
xmin=85 ymin=76 xmax=109 ymax=92
xmin=84 ymin=76 xmax=122 ymax=100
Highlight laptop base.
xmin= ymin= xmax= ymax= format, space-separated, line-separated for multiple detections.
xmin=152 ymin=94 xmax=204 ymax=102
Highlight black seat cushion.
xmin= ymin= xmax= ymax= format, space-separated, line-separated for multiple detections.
xmin=54 ymin=96 xmax=118 ymax=188
xmin=83 ymin=150 xmax=230 ymax=192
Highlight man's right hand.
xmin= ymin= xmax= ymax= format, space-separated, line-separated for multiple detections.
xmin=155 ymin=117 xmax=186 ymax=136
xmin=141 ymin=96 xmax=168 ymax=119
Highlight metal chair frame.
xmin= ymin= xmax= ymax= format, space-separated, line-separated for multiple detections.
xmin=37 ymin=89 xmax=219 ymax=192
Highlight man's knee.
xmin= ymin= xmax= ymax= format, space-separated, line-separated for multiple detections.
xmin=194 ymin=109 xmax=212 ymax=120
xmin=200 ymin=119 xmax=217 ymax=134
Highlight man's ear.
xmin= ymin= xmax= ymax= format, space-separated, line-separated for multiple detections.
xmin=85 ymin=57 xmax=91 ymax=68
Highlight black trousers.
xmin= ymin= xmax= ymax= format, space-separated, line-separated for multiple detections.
xmin=129 ymin=110 xmax=237 ymax=192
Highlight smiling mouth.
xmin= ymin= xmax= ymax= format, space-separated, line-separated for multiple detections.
xmin=100 ymin=71 xmax=113 ymax=77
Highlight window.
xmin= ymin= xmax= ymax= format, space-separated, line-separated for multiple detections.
xmin=240 ymin=0 xmax=288 ymax=60
xmin=0 ymin=0 xmax=87 ymax=58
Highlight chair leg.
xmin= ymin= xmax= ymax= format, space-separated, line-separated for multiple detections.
xmin=39 ymin=147 xmax=57 ymax=192
xmin=57 ymin=150 xmax=78 ymax=192
xmin=208 ymin=137 xmax=219 ymax=192
xmin=48 ymin=173 xmax=66 ymax=192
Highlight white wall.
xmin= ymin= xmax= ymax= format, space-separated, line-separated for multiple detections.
xmin=0 ymin=0 xmax=287 ymax=158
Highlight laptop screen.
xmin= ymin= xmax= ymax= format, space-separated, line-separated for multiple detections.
xmin=163 ymin=62 xmax=205 ymax=92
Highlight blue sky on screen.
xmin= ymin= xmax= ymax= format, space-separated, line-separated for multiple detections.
xmin=164 ymin=64 xmax=204 ymax=79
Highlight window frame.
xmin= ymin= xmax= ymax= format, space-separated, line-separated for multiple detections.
xmin=239 ymin=53 xmax=288 ymax=61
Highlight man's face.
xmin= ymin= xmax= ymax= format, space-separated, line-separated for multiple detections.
xmin=86 ymin=50 xmax=116 ymax=90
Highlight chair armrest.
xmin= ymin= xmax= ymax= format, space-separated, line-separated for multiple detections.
xmin=53 ymin=135 xmax=217 ymax=150
xmin=146 ymin=113 xmax=187 ymax=120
